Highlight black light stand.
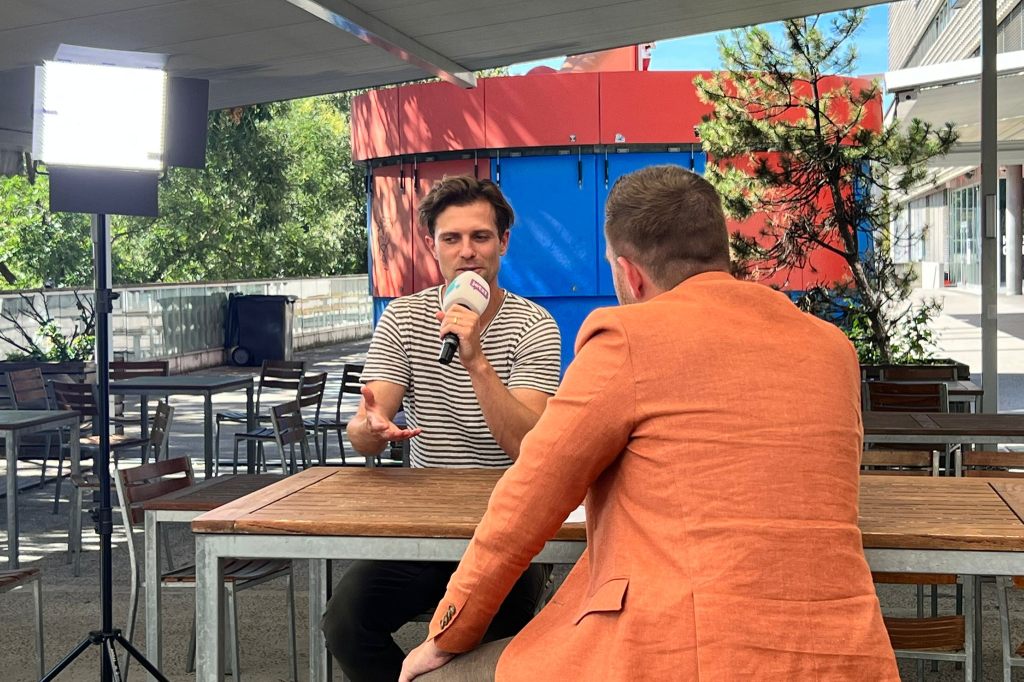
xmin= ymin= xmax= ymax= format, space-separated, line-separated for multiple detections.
xmin=40 ymin=214 xmax=168 ymax=682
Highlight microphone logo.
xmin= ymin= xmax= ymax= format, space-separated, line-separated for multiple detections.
xmin=469 ymin=279 xmax=488 ymax=299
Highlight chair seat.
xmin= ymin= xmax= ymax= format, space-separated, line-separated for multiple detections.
xmin=235 ymin=427 xmax=275 ymax=440
xmin=82 ymin=434 xmax=149 ymax=450
xmin=0 ymin=568 xmax=40 ymax=592
xmin=219 ymin=410 xmax=269 ymax=423
xmin=304 ymin=417 xmax=346 ymax=428
xmin=883 ymin=615 xmax=965 ymax=651
xmin=162 ymin=558 xmax=290 ymax=584
xmin=70 ymin=473 xmax=100 ymax=489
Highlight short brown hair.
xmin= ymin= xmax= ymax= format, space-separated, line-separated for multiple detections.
xmin=604 ymin=165 xmax=730 ymax=288
xmin=418 ymin=175 xmax=514 ymax=238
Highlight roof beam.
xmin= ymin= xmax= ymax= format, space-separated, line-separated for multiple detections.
xmin=282 ymin=0 xmax=477 ymax=89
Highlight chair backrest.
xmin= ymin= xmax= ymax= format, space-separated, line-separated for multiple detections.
xmin=961 ymin=450 xmax=1024 ymax=477
xmin=861 ymin=449 xmax=939 ymax=476
xmin=53 ymin=380 xmax=98 ymax=419
xmin=114 ymin=457 xmax=194 ymax=573
xmin=110 ymin=360 xmax=170 ymax=380
xmin=148 ymin=402 xmax=175 ymax=461
xmin=863 ymin=381 xmax=949 ymax=413
xmin=255 ymin=360 xmax=306 ymax=413
xmin=298 ymin=372 xmax=328 ymax=420
xmin=7 ymin=368 xmax=50 ymax=409
xmin=879 ymin=365 xmax=959 ymax=381
xmin=335 ymin=363 xmax=364 ymax=420
xmin=115 ymin=456 xmax=194 ymax=528
xmin=271 ymin=400 xmax=310 ymax=472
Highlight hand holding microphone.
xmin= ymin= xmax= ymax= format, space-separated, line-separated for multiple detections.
xmin=437 ymin=271 xmax=490 ymax=365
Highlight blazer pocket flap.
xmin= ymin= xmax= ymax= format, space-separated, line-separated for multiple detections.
xmin=573 ymin=577 xmax=628 ymax=625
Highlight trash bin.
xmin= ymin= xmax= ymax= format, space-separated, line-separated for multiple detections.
xmin=225 ymin=294 xmax=297 ymax=366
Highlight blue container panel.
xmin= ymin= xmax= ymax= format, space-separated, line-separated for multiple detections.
xmin=493 ymin=155 xmax=599 ymax=297
xmin=597 ymin=151 xmax=707 ymax=296
xmin=533 ymin=296 xmax=618 ymax=374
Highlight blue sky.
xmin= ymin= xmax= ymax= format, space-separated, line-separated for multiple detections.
xmin=509 ymin=6 xmax=890 ymax=77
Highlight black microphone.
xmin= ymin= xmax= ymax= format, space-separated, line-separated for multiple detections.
xmin=437 ymin=271 xmax=490 ymax=365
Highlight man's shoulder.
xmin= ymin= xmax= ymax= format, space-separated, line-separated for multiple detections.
xmin=501 ymin=291 xmax=555 ymax=323
xmin=382 ymin=287 xmax=442 ymax=316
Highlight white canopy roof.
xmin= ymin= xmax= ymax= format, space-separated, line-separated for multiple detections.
xmin=885 ymin=50 xmax=1024 ymax=167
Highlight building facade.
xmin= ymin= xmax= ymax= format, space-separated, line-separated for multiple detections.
xmin=889 ymin=0 xmax=1024 ymax=291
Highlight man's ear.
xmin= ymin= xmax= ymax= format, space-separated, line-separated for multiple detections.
xmin=616 ymin=255 xmax=646 ymax=301
xmin=425 ymin=232 xmax=438 ymax=260
xmin=499 ymin=229 xmax=509 ymax=256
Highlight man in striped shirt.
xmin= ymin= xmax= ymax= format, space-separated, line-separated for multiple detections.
xmin=321 ymin=175 xmax=562 ymax=682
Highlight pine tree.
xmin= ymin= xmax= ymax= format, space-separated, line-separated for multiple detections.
xmin=695 ymin=10 xmax=957 ymax=363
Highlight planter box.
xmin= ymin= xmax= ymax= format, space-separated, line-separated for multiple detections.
xmin=860 ymin=359 xmax=971 ymax=381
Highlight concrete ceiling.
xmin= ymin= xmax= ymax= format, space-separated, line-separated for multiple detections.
xmin=1 ymin=1 xmax=884 ymax=106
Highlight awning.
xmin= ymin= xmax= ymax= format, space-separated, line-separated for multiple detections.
xmin=885 ymin=50 xmax=1024 ymax=167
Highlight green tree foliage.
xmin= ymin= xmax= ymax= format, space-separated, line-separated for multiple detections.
xmin=113 ymin=98 xmax=367 ymax=283
xmin=0 ymin=173 xmax=92 ymax=288
xmin=0 ymin=95 xmax=368 ymax=289
xmin=695 ymin=10 xmax=957 ymax=363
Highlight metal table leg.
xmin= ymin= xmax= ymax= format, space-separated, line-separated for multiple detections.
xmin=195 ymin=535 xmax=225 ymax=681
xmin=5 ymin=430 xmax=18 ymax=568
xmin=145 ymin=510 xmax=163 ymax=678
xmin=203 ymin=394 xmax=214 ymax=479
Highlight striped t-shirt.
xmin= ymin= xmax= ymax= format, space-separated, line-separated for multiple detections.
xmin=362 ymin=285 xmax=561 ymax=468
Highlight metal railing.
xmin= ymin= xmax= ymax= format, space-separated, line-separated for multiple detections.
xmin=0 ymin=275 xmax=372 ymax=361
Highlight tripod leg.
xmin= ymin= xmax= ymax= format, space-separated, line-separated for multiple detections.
xmin=104 ymin=637 xmax=123 ymax=682
xmin=40 ymin=633 xmax=94 ymax=682
xmin=115 ymin=631 xmax=171 ymax=682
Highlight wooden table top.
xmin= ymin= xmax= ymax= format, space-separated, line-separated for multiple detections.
xmin=859 ymin=476 xmax=1024 ymax=551
xmin=145 ymin=474 xmax=286 ymax=512
xmin=193 ymin=468 xmax=587 ymax=541
xmin=193 ymin=469 xmax=1024 ymax=553
xmin=863 ymin=412 xmax=1024 ymax=438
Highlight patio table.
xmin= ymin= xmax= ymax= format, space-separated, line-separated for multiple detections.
xmin=110 ymin=375 xmax=255 ymax=477
xmin=142 ymin=473 xmax=285 ymax=672
xmin=190 ymin=469 xmax=1024 ymax=681
xmin=863 ymin=411 xmax=1024 ymax=446
xmin=1 ymin=410 xmax=80 ymax=568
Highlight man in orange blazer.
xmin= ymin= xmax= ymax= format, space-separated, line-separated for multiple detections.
xmin=400 ymin=165 xmax=899 ymax=681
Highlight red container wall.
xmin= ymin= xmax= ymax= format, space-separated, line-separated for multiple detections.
xmin=724 ymin=153 xmax=851 ymax=289
xmin=411 ymin=159 xmax=490 ymax=292
xmin=352 ymin=88 xmax=399 ymax=162
xmin=599 ymin=71 xmax=712 ymax=144
xmin=370 ymin=164 xmax=413 ymax=297
xmin=399 ymin=82 xmax=485 ymax=155
xmin=485 ymin=73 xmax=600 ymax=148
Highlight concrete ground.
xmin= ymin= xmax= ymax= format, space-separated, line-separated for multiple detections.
xmin=2 ymin=288 xmax=1024 ymax=680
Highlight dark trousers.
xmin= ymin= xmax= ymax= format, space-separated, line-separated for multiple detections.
xmin=321 ymin=560 xmax=549 ymax=682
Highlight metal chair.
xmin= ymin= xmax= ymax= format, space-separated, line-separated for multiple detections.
xmin=68 ymin=402 xmax=175 ymax=576
xmin=271 ymin=400 xmax=313 ymax=475
xmin=6 ymin=367 xmax=60 ymax=486
xmin=110 ymin=360 xmax=170 ymax=457
xmin=114 ymin=457 xmax=297 ymax=680
xmin=52 ymin=380 xmax=150 ymax=515
xmin=233 ymin=373 xmax=326 ymax=475
xmin=214 ymin=360 xmax=305 ymax=474
xmin=874 ymin=573 xmax=976 ymax=680
xmin=0 ymin=568 xmax=45 ymax=679
xmin=305 ymin=363 xmax=362 ymax=465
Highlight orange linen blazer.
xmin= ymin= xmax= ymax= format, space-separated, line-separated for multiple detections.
xmin=428 ymin=271 xmax=898 ymax=681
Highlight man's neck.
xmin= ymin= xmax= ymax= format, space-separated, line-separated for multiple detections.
xmin=481 ymin=280 xmax=504 ymax=327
